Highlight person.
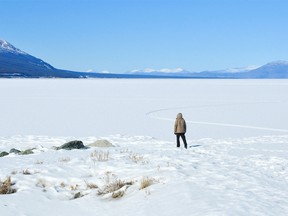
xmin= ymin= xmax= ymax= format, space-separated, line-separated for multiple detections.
xmin=174 ymin=113 xmax=188 ymax=149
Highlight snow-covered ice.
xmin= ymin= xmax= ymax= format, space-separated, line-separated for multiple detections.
xmin=0 ymin=79 xmax=288 ymax=216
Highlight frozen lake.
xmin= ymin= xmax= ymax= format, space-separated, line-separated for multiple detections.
xmin=1 ymin=79 xmax=288 ymax=216
xmin=1 ymin=79 xmax=288 ymax=140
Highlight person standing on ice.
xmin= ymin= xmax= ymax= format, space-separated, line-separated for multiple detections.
xmin=174 ymin=113 xmax=188 ymax=149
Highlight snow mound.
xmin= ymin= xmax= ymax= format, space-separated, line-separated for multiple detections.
xmin=88 ymin=139 xmax=114 ymax=147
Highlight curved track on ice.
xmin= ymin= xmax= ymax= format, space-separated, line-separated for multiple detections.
xmin=146 ymin=103 xmax=288 ymax=133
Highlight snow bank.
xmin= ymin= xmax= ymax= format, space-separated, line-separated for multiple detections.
xmin=0 ymin=135 xmax=288 ymax=215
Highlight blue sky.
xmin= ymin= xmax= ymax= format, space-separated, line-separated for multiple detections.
xmin=1 ymin=0 xmax=288 ymax=73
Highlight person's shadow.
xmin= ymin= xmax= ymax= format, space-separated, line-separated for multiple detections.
xmin=189 ymin=144 xmax=201 ymax=148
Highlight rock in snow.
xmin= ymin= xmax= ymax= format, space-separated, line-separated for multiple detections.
xmin=56 ymin=140 xmax=86 ymax=150
xmin=9 ymin=148 xmax=21 ymax=154
xmin=0 ymin=151 xmax=9 ymax=157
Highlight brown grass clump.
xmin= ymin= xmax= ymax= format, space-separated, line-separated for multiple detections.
xmin=98 ymin=179 xmax=133 ymax=196
xmin=98 ymin=179 xmax=125 ymax=195
xmin=0 ymin=176 xmax=16 ymax=194
xmin=85 ymin=181 xmax=98 ymax=189
xmin=112 ymin=190 xmax=125 ymax=199
xmin=139 ymin=177 xmax=156 ymax=190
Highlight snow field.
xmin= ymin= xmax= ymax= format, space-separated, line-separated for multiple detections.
xmin=1 ymin=134 xmax=288 ymax=216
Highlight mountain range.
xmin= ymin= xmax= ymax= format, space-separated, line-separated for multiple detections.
xmin=1 ymin=39 xmax=288 ymax=78
xmin=129 ymin=61 xmax=288 ymax=78
xmin=0 ymin=40 xmax=154 ymax=78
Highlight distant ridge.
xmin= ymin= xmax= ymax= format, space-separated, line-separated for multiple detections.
xmin=128 ymin=61 xmax=288 ymax=78
xmin=0 ymin=39 xmax=79 ymax=78
xmin=1 ymin=39 xmax=288 ymax=78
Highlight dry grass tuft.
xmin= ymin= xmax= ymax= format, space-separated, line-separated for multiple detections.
xmin=98 ymin=179 xmax=125 ymax=195
xmin=0 ymin=176 xmax=16 ymax=194
xmin=139 ymin=177 xmax=156 ymax=190
xmin=85 ymin=181 xmax=98 ymax=189
xmin=119 ymin=148 xmax=131 ymax=154
xmin=129 ymin=153 xmax=148 ymax=164
xmin=70 ymin=184 xmax=79 ymax=191
xmin=98 ymin=179 xmax=133 ymax=196
xmin=90 ymin=150 xmax=110 ymax=161
xmin=112 ymin=190 xmax=125 ymax=199
xmin=129 ymin=153 xmax=143 ymax=163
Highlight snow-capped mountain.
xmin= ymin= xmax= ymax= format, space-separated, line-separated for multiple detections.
xmin=229 ymin=61 xmax=288 ymax=78
xmin=128 ymin=61 xmax=288 ymax=78
xmin=0 ymin=39 xmax=27 ymax=55
xmin=221 ymin=65 xmax=260 ymax=73
xmin=0 ymin=40 xmax=68 ymax=78
xmin=130 ymin=67 xmax=186 ymax=74
xmin=0 ymin=40 xmax=107 ymax=78
xmin=130 ymin=66 xmax=259 ymax=75
xmin=127 ymin=68 xmax=192 ymax=77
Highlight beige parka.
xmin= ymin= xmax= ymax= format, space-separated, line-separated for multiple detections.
xmin=174 ymin=113 xmax=187 ymax=134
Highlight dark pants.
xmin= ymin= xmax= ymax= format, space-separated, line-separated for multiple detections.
xmin=176 ymin=133 xmax=187 ymax=149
